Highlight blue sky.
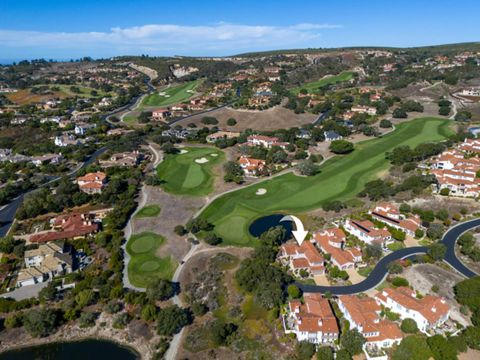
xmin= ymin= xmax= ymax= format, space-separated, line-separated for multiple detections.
xmin=0 ymin=0 xmax=479 ymax=62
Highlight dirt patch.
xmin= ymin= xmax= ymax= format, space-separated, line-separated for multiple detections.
xmin=402 ymin=264 xmax=471 ymax=327
xmin=174 ymin=105 xmax=317 ymax=131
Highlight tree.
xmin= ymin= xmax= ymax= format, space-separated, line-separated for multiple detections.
xmin=75 ymin=289 xmax=96 ymax=308
xmin=23 ymin=309 xmax=58 ymax=338
xmin=161 ymin=142 xmax=179 ymax=154
xmin=147 ymin=280 xmax=175 ymax=301
xmin=287 ymin=284 xmax=301 ymax=299
xmin=379 ymin=119 xmax=392 ymax=128
xmin=428 ymin=243 xmax=446 ymax=261
xmin=141 ymin=304 xmax=158 ymax=322
xmin=392 ymin=277 xmax=409 ymax=287
xmin=427 ymin=334 xmax=457 ymax=360
xmin=393 ymin=108 xmax=408 ymax=118
xmin=295 ymin=341 xmax=316 ymax=360
xmin=0 ymin=236 xmax=15 ymax=253
xmin=156 ymin=306 xmax=191 ymax=336
xmin=400 ymin=318 xmax=418 ymax=333
xmin=223 ymin=161 xmax=244 ymax=183
xmin=335 ymin=349 xmax=352 ymax=360
xmin=210 ymin=320 xmax=237 ymax=346
xmin=388 ymin=262 xmax=404 ymax=274
xmin=454 ymin=276 xmax=480 ymax=312
xmin=463 ymin=326 xmax=480 ymax=350
xmin=340 ymin=329 xmax=365 ymax=356
xmin=455 ymin=110 xmax=472 ymax=122
xmin=329 ymin=140 xmax=354 ymax=154
xmin=297 ymin=160 xmax=319 ymax=176
xmin=415 ymin=228 xmax=424 ymax=239
xmin=79 ymin=312 xmax=97 ymax=328
xmin=322 ymin=200 xmax=346 ymax=212
xmin=174 ymin=225 xmax=186 ymax=236
xmin=427 ymin=223 xmax=444 ymax=240
xmin=365 ymin=243 xmax=383 ymax=260
xmin=204 ymin=232 xmax=222 ymax=245
xmin=393 ymin=336 xmax=433 ymax=360
xmin=226 ymin=118 xmax=237 ymax=126
xmin=316 ymin=347 xmax=334 ymax=360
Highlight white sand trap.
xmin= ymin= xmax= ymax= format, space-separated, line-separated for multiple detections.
xmin=179 ymin=149 xmax=188 ymax=154
xmin=158 ymin=92 xmax=166 ymax=96
xmin=164 ymin=94 xmax=171 ymax=98
xmin=210 ymin=153 xmax=218 ymax=157
xmin=186 ymin=90 xmax=194 ymax=93
xmin=256 ymin=188 xmax=267 ymax=195
xmin=195 ymin=157 xmax=209 ymax=164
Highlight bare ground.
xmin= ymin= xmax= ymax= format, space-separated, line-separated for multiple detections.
xmin=402 ymin=264 xmax=471 ymax=327
xmin=173 ymin=105 xmax=317 ymax=131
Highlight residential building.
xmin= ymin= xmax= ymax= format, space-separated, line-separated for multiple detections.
xmin=30 ymin=213 xmax=100 ymax=243
xmin=247 ymin=135 xmax=288 ymax=149
xmin=344 ymin=219 xmax=392 ymax=246
xmin=313 ymin=228 xmax=362 ymax=270
xmin=206 ymin=131 xmax=241 ymax=143
xmin=18 ymin=242 xmax=73 ymax=287
xmin=238 ymin=156 xmax=266 ymax=176
xmin=337 ymin=295 xmax=403 ymax=350
xmin=99 ymin=151 xmax=142 ymax=168
xmin=30 ymin=153 xmax=63 ymax=167
xmin=283 ymin=293 xmax=339 ymax=344
xmin=77 ymin=171 xmax=107 ymax=194
xmin=369 ymin=203 xmax=421 ymax=236
xmin=280 ymin=241 xmax=325 ymax=276
xmin=152 ymin=108 xmax=171 ymax=121
xmin=461 ymin=88 xmax=480 ymax=97
xmin=54 ymin=134 xmax=81 ymax=147
xmin=351 ymin=105 xmax=377 ymax=116
xmin=74 ymin=123 xmax=96 ymax=135
xmin=324 ymin=131 xmax=342 ymax=142
xmin=375 ymin=287 xmax=450 ymax=333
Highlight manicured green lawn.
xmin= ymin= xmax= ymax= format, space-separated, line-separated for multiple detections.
xmin=292 ymin=71 xmax=354 ymax=95
xmin=126 ymin=231 xmax=177 ymax=287
xmin=135 ymin=204 xmax=161 ymax=218
xmin=156 ymin=147 xmax=225 ymax=196
xmin=199 ymin=117 xmax=453 ymax=247
xmin=387 ymin=242 xmax=406 ymax=251
xmin=142 ymin=80 xmax=200 ymax=107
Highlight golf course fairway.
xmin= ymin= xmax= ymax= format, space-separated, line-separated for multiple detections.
xmin=157 ymin=146 xmax=225 ymax=196
xmin=198 ymin=117 xmax=452 ymax=247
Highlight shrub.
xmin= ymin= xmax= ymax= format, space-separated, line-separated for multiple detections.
xmin=392 ymin=277 xmax=409 ymax=287
xmin=329 ymin=140 xmax=354 ymax=154
xmin=401 ymin=318 xmax=418 ymax=333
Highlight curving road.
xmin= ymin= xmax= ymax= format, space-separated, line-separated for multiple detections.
xmin=297 ymin=218 xmax=480 ymax=295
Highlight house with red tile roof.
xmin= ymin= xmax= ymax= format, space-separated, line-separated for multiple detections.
xmin=151 ymin=108 xmax=171 ymax=121
xmin=283 ymin=293 xmax=339 ymax=344
xmin=77 ymin=172 xmax=107 ymax=194
xmin=313 ymin=228 xmax=362 ymax=270
xmin=30 ymin=213 xmax=99 ymax=243
xmin=337 ymin=295 xmax=403 ymax=350
xmin=375 ymin=287 xmax=450 ymax=333
xmin=369 ymin=203 xmax=421 ymax=236
xmin=344 ymin=219 xmax=392 ymax=247
xmin=238 ymin=156 xmax=266 ymax=176
xmin=280 ymin=241 xmax=325 ymax=276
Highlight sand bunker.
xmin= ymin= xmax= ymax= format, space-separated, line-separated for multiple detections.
xmin=195 ymin=157 xmax=209 ymax=164
xmin=256 ymin=188 xmax=267 ymax=195
xmin=210 ymin=153 xmax=218 ymax=157
xmin=179 ymin=149 xmax=188 ymax=154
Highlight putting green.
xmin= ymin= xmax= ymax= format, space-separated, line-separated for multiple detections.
xmin=126 ymin=232 xmax=177 ymax=287
xmin=156 ymin=147 xmax=225 ymax=196
xmin=135 ymin=204 xmax=161 ymax=218
xmin=141 ymin=80 xmax=201 ymax=107
xmin=292 ymin=71 xmax=354 ymax=95
xmin=199 ymin=117 xmax=453 ymax=247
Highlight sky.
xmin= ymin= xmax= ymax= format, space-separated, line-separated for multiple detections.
xmin=0 ymin=0 xmax=479 ymax=62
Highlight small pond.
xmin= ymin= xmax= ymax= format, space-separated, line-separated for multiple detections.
xmin=248 ymin=214 xmax=293 ymax=238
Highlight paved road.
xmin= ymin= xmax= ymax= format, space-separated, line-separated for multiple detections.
xmin=298 ymin=218 xmax=480 ymax=295
xmin=0 ymin=146 xmax=107 ymax=237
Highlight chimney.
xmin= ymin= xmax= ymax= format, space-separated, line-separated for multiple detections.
xmin=432 ymin=306 xmax=437 ymax=313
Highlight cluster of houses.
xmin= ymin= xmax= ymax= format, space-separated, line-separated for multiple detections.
xmin=0 ymin=149 xmax=63 ymax=166
xmin=284 ymin=288 xmax=450 ymax=356
xmin=280 ymin=203 xmax=421 ymax=279
xmin=428 ymin=138 xmax=480 ymax=197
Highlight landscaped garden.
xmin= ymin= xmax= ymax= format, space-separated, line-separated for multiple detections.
xmin=156 ymin=146 xmax=224 ymax=196
xmin=135 ymin=204 xmax=161 ymax=218
xmin=291 ymin=71 xmax=355 ymax=94
xmin=126 ymin=231 xmax=177 ymax=288
xmin=141 ymin=80 xmax=201 ymax=107
xmin=199 ymin=117 xmax=453 ymax=247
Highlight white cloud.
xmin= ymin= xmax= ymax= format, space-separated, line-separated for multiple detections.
xmin=0 ymin=22 xmax=342 ymax=57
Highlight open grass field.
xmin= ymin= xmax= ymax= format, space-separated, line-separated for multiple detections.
xmin=141 ymin=80 xmax=200 ymax=107
xmin=291 ymin=71 xmax=354 ymax=95
xmin=126 ymin=231 xmax=177 ymax=287
xmin=6 ymin=84 xmax=110 ymax=105
xmin=199 ymin=117 xmax=453 ymax=247
xmin=135 ymin=204 xmax=161 ymax=218
xmin=156 ymin=146 xmax=225 ymax=196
